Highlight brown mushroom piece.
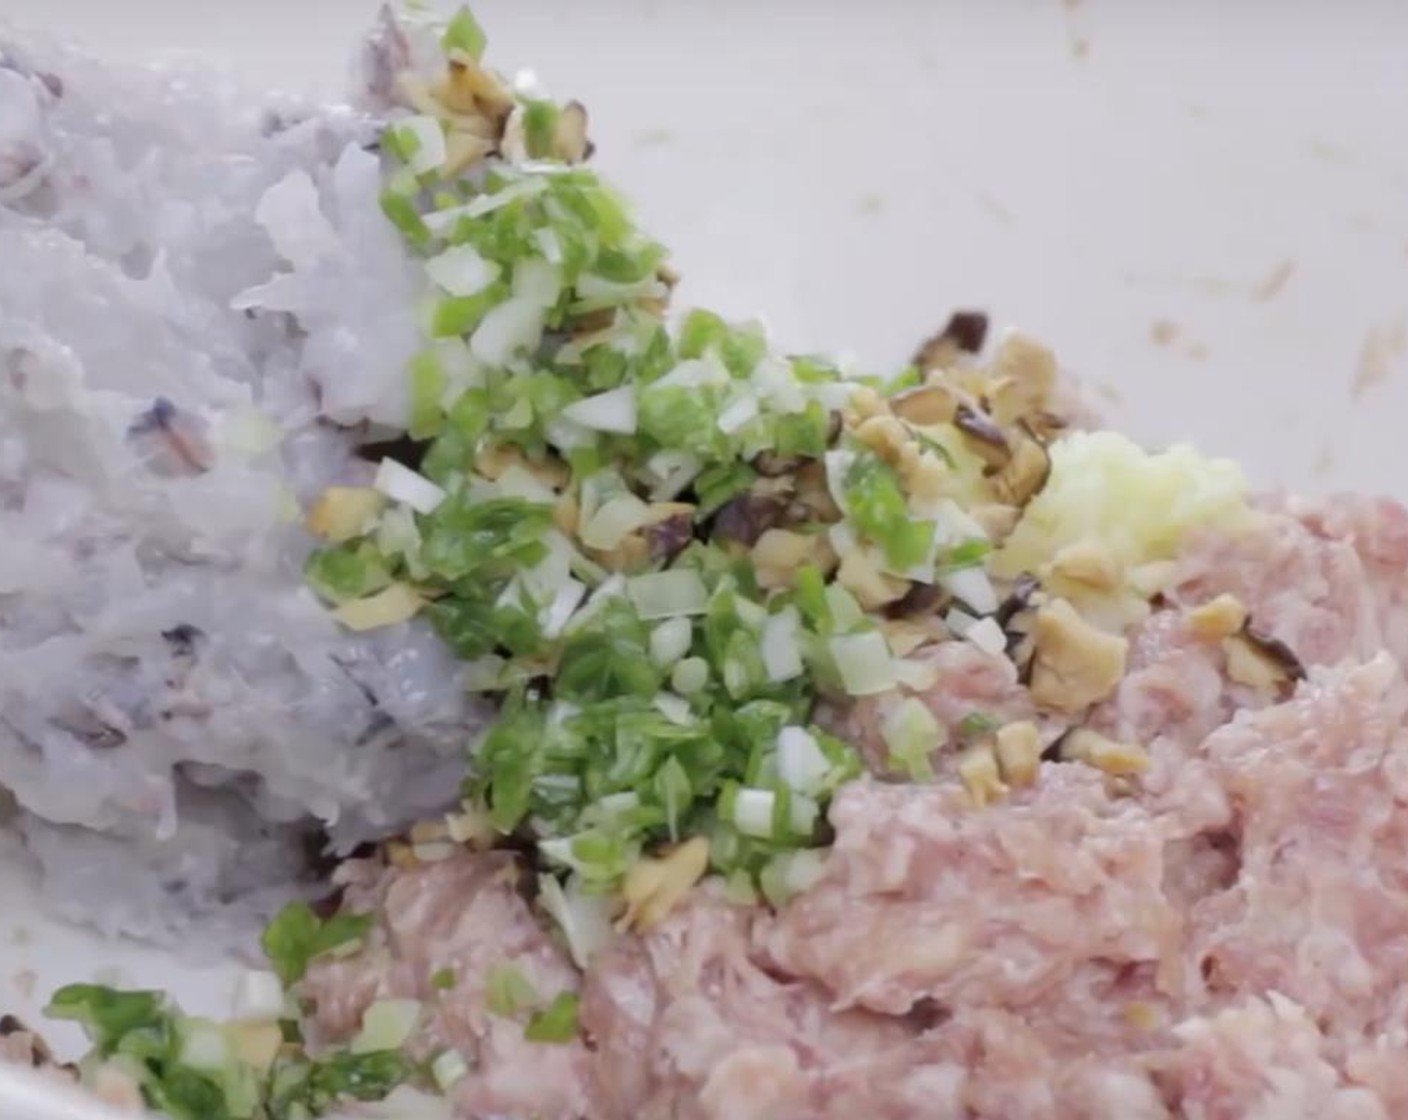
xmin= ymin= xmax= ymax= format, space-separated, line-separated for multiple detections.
xmin=953 ymin=403 xmax=1010 ymax=467
xmin=987 ymin=332 xmax=1058 ymax=423
xmin=553 ymin=100 xmax=592 ymax=163
xmin=885 ymin=580 xmax=947 ymax=619
xmin=712 ymin=493 xmax=790 ymax=549
xmin=994 ymin=572 xmax=1041 ymax=630
xmin=989 ymin=433 xmax=1051 ymax=508
xmin=1028 ymin=598 xmax=1129 ymax=714
xmin=753 ymin=449 xmax=806 ymax=478
xmin=645 ymin=506 xmax=696 ymax=563
xmin=891 ymin=383 xmax=959 ymax=427
xmin=1223 ymin=622 xmax=1306 ymax=695
xmin=913 ymin=310 xmax=990 ymax=371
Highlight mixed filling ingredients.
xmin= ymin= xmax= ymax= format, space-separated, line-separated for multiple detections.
xmin=7 ymin=7 xmax=1408 ymax=1120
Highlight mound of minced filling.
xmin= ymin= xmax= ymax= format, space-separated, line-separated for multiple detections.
xmin=8 ymin=6 xmax=1408 ymax=1120
xmin=282 ymin=492 xmax=1408 ymax=1120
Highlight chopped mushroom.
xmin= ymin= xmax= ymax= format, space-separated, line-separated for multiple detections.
xmin=643 ymin=503 xmax=696 ymax=562
xmin=619 ymin=835 xmax=711 ymax=931
xmin=891 ymin=383 xmax=959 ymax=426
xmin=994 ymin=720 xmax=1041 ymax=787
xmin=553 ymin=100 xmax=592 ymax=163
xmin=914 ymin=310 xmax=990 ymax=371
xmin=1061 ymin=728 xmax=1150 ymax=776
xmin=989 ymin=331 xmax=1057 ymax=417
xmin=958 ymin=743 xmax=1007 ymax=807
xmin=713 ymin=492 xmax=789 ymax=548
xmin=1028 ymin=598 xmax=1129 ymax=713
xmin=853 ymin=414 xmax=911 ymax=466
xmin=835 ymin=550 xmax=909 ymax=611
xmin=1223 ymin=624 xmax=1306 ymax=695
xmin=989 ymin=434 xmax=1051 ymax=507
xmin=953 ymin=403 xmax=1009 ymax=465
xmin=753 ymin=528 xmax=833 ymax=590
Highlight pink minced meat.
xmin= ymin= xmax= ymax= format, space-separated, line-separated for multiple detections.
xmin=756 ymin=766 xmax=1192 ymax=1024
xmin=580 ymin=887 xmax=930 ymax=1120
xmin=1186 ymin=656 xmax=1408 ymax=1033
xmin=299 ymin=495 xmax=1408 ymax=1119
xmin=301 ymin=850 xmax=592 ymax=1120
xmin=1155 ymin=995 xmax=1398 ymax=1119
xmin=1173 ymin=495 xmax=1408 ymax=669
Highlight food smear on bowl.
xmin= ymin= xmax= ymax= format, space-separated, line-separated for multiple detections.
xmin=6 ymin=5 xmax=1408 ymax=1119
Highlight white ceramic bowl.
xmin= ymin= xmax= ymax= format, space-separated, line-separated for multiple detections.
xmin=2 ymin=0 xmax=1407 ymax=1114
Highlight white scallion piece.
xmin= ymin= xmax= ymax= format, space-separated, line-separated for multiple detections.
xmin=231 ymin=970 xmax=284 ymax=1022
xmin=595 ymin=791 xmax=641 ymax=818
xmin=671 ymin=656 xmax=709 ymax=694
xmin=398 ymin=115 xmax=447 ymax=176
xmin=652 ymin=356 xmax=729 ymax=391
xmin=351 ymin=998 xmax=421 ymax=1054
xmin=828 ymin=631 xmax=897 ymax=695
xmin=179 ymin=1021 xmax=231 ymax=1071
xmin=653 ymin=692 xmax=694 ymax=725
xmin=649 ymin=617 xmax=694 ymax=666
xmin=963 ymin=616 xmax=1009 ymax=656
xmin=882 ymin=697 xmax=944 ymax=770
xmin=580 ymin=493 xmax=652 ymax=550
xmin=645 ymin=450 xmax=702 ymax=501
xmin=535 ymin=227 xmax=563 ymax=264
xmin=894 ymin=658 xmax=940 ymax=691
xmin=538 ymin=873 xmax=615 ymax=968
xmin=470 ymin=297 xmax=545 ymax=367
xmin=939 ymin=565 xmax=998 ymax=615
xmin=789 ymin=794 xmax=820 ymax=836
xmin=823 ymin=450 xmax=857 ymax=514
xmin=751 ymin=355 xmax=807 ymax=413
xmin=716 ymin=392 xmax=759 ymax=435
xmin=733 ymin=788 xmax=777 ymax=839
xmin=513 ymin=257 xmax=562 ymax=308
xmin=760 ymin=608 xmax=804 ymax=683
xmin=627 ymin=569 xmax=709 ymax=620
xmin=944 ymin=606 xmax=979 ymax=638
xmin=431 ymin=1050 xmax=470 ymax=1092
xmin=561 ymin=385 xmax=638 ymax=434
xmin=374 ymin=458 xmax=446 ymax=514
xmin=541 ymin=578 xmax=588 ymax=639
xmin=424 ymin=244 xmax=499 ymax=297
xmin=422 ymin=176 xmax=549 ymax=233
xmin=776 ymin=726 xmax=831 ymax=795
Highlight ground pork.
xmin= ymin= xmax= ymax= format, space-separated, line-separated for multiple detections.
xmin=580 ymin=887 xmax=930 ymax=1120
xmin=1153 ymin=994 xmax=1395 ymax=1120
xmin=301 ymin=850 xmax=592 ymax=1120
xmin=1173 ymin=495 xmax=1408 ymax=671
xmin=1185 ymin=656 xmax=1408 ymax=1033
xmin=756 ymin=765 xmax=1199 ymax=1024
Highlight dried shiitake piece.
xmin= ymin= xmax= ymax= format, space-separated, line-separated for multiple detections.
xmin=914 ymin=310 xmax=991 ymax=371
xmin=891 ymin=383 xmax=959 ymax=427
xmin=1223 ymin=621 xmax=1306 ymax=694
xmin=989 ymin=434 xmax=1051 ymax=508
xmin=953 ymin=403 xmax=1009 ymax=465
